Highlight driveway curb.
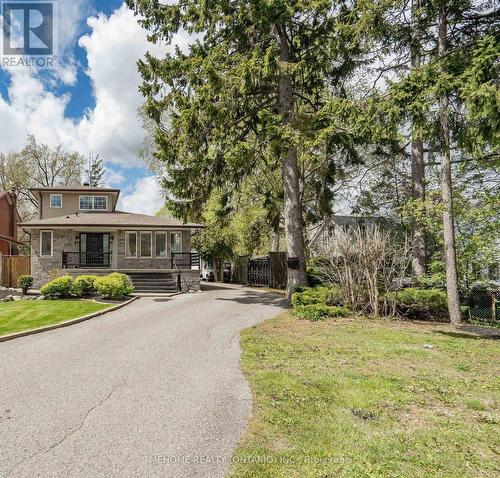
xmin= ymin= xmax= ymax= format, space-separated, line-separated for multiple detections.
xmin=0 ymin=296 xmax=139 ymax=343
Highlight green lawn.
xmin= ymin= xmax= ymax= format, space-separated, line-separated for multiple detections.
xmin=230 ymin=314 xmax=500 ymax=478
xmin=0 ymin=300 xmax=113 ymax=336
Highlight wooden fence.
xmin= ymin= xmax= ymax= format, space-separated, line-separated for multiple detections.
xmin=1 ymin=255 xmax=31 ymax=288
xmin=268 ymin=252 xmax=287 ymax=289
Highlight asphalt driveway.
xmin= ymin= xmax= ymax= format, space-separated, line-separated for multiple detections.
xmin=0 ymin=284 xmax=285 ymax=478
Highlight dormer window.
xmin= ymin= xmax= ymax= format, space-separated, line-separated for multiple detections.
xmin=50 ymin=194 xmax=62 ymax=208
xmin=79 ymin=195 xmax=108 ymax=211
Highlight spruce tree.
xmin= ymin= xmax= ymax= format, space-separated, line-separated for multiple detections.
xmin=86 ymin=153 xmax=105 ymax=187
xmin=126 ymin=0 xmax=383 ymax=298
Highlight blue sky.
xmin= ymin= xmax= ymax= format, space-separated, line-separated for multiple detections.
xmin=0 ymin=0 xmax=188 ymax=214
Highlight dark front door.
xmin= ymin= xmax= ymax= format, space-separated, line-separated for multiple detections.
xmin=80 ymin=233 xmax=110 ymax=266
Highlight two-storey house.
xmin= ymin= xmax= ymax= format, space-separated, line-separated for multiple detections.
xmin=19 ymin=186 xmax=202 ymax=292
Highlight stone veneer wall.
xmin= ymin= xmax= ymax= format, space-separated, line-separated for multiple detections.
xmin=31 ymin=229 xmax=75 ymax=288
xmin=179 ymin=270 xmax=201 ymax=292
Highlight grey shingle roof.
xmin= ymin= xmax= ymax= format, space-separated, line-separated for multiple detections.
xmin=29 ymin=186 xmax=120 ymax=192
xmin=19 ymin=211 xmax=203 ymax=229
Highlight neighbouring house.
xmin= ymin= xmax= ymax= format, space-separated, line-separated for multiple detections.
xmin=308 ymin=215 xmax=395 ymax=253
xmin=19 ymin=186 xmax=203 ymax=292
xmin=0 ymin=190 xmax=23 ymax=256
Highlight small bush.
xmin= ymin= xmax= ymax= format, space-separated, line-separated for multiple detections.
xmin=291 ymin=285 xmax=344 ymax=307
xmin=94 ymin=273 xmax=134 ymax=299
xmin=293 ymin=304 xmax=350 ymax=321
xmin=386 ymin=288 xmax=448 ymax=321
xmin=18 ymin=275 xmax=34 ymax=293
xmin=107 ymin=272 xmax=134 ymax=294
xmin=71 ymin=275 xmax=99 ymax=297
xmin=40 ymin=276 xmax=73 ymax=297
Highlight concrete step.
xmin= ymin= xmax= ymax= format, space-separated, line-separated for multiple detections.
xmin=128 ymin=272 xmax=178 ymax=293
xmin=131 ymin=279 xmax=176 ymax=285
xmin=134 ymin=287 xmax=177 ymax=294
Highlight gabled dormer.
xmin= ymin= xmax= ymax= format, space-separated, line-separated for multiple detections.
xmin=30 ymin=186 xmax=121 ymax=220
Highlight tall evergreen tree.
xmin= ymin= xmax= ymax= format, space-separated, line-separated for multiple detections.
xmin=86 ymin=153 xmax=105 ymax=187
xmin=437 ymin=2 xmax=462 ymax=324
xmin=410 ymin=0 xmax=427 ymax=276
xmin=126 ymin=0 xmax=384 ymax=299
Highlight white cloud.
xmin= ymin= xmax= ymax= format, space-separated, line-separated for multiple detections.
xmin=103 ymin=167 xmax=126 ymax=188
xmin=117 ymin=176 xmax=164 ymax=215
xmin=75 ymin=4 xmax=167 ymax=167
xmin=0 ymin=69 xmax=76 ymax=151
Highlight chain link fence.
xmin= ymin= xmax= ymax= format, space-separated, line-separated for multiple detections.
xmin=467 ymin=287 xmax=499 ymax=324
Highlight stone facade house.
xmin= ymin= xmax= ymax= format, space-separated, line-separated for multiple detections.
xmin=20 ymin=186 xmax=203 ymax=292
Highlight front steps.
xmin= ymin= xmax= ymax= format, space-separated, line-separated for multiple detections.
xmin=127 ymin=272 xmax=178 ymax=294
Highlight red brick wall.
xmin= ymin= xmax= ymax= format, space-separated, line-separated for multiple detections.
xmin=0 ymin=193 xmax=18 ymax=255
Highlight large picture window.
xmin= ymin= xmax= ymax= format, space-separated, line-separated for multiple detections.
xmin=140 ymin=232 xmax=152 ymax=258
xmin=155 ymin=232 xmax=167 ymax=258
xmin=40 ymin=230 xmax=53 ymax=256
xmin=170 ymin=232 xmax=182 ymax=253
xmin=125 ymin=232 xmax=137 ymax=258
xmin=79 ymin=196 xmax=108 ymax=211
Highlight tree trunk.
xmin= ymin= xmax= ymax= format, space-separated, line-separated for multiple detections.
xmin=213 ymin=259 xmax=220 ymax=282
xmin=270 ymin=230 xmax=280 ymax=252
xmin=438 ymin=6 xmax=462 ymax=325
xmin=274 ymin=24 xmax=307 ymax=300
xmin=220 ymin=257 xmax=225 ymax=283
xmin=410 ymin=0 xmax=427 ymax=277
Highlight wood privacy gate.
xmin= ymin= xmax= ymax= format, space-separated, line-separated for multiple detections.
xmin=1 ymin=255 xmax=31 ymax=287
xmin=236 ymin=252 xmax=287 ymax=289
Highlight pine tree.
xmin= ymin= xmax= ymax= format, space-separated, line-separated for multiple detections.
xmin=437 ymin=3 xmax=462 ymax=324
xmin=410 ymin=0 xmax=427 ymax=277
xmin=126 ymin=0 xmax=385 ymax=299
xmin=86 ymin=153 xmax=105 ymax=187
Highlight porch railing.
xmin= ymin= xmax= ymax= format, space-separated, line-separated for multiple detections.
xmin=62 ymin=251 xmax=200 ymax=269
xmin=171 ymin=252 xmax=200 ymax=270
xmin=62 ymin=252 xmax=111 ymax=268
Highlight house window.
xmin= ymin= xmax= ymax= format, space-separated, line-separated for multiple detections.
xmin=79 ymin=195 xmax=108 ymax=211
xmin=93 ymin=196 xmax=107 ymax=210
xmin=155 ymin=232 xmax=167 ymax=257
xmin=171 ymin=232 xmax=182 ymax=253
xmin=140 ymin=232 xmax=152 ymax=258
xmin=50 ymin=194 xmax=62 ymax=208
xmin=125 ymin=232 xmax=137 ymax=258
xmin=40 ymin=230 xmax=53 ymax=256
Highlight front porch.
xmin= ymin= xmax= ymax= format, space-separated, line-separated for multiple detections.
xmin=29 ymin=228 xmax=201 ymax=290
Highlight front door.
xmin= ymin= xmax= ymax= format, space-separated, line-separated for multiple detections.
xmin=80 ymin=233 xmax=110 ymax=266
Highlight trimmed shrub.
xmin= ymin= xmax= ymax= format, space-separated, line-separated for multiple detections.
xmin=107 ymin=272 xmax=134 ymax=295
xmin=71 ymin=275 xmax=99 ymax=297
xmin=291 ymin=285 xmax=344 ymax=308
xmin=40 ymin=276 xmax=73 ymax=298
xmin=18 ymin=275 xmax=34 ymax=294
xmin=293 ymin=304 xmax=350 ymax=321
xmin=386 ymin=288 xmax=448 ymax=321
xmin=94 ymin=273 xmax=134 ymax=299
